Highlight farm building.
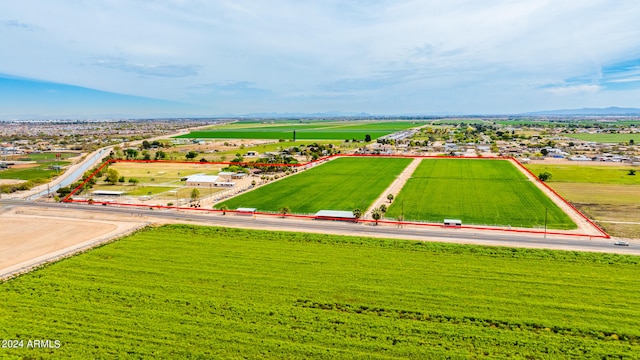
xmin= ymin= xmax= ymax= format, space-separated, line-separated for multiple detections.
xmin=91 ymin=190 xmax=124 ymax=197
xmin=217 ymin=171 xmax=235 ymax=180
xmin=314 ymin=210 xmax=356 ymax=222
xmin=185 ymin=174 xmax=219 ymax=187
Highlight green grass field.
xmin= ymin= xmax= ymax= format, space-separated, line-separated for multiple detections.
xmin=176 ymin=121 xmax=420 ymax=141
xmin=386 ymin=159 xmax=576 ymax=229
xmin=525 ymin=163 xmax=640 ymax=238
xmin=565 ymin=133 xmax=640 ymax=144
xmin=5 ymin=152 xmax=79 ymax=162
xmin=217 ymin=157 xmax=411 ymax=213
xmin=526 ymin=164 xmax=640 ymax=185
xmin=0 ymin=162 xmax=69 ymax=182
xmin=1 ymin=225 xmax=639 ymax=358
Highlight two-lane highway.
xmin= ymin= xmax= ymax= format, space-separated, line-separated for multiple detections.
xmin=2 ymin=199 xmax=636 ymax=255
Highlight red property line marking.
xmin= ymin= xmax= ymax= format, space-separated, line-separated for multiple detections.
xmin=63 ymin=155 xmax=609 ymax=239
xmin=509 ymin=158 xmax=609 ymax=239
xmin=63 ymin=200 xmax=610 ymax=239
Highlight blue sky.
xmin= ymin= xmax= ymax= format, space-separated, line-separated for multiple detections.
xmin=1 ymin=1 xmax=640 ymax=118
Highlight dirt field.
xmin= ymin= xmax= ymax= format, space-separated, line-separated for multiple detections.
xmin=0 ymin=179 xmax=25 ymax=185
xmin=512 ymin=159 xmax=605 ymax=236
xmin=0 ymin=207 xmax=147 ymax=279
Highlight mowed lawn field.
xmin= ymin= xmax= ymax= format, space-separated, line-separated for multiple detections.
xmin=526 ymin=163 xmax=640 ymax=238
xmin=176 ymin=121 xmax=420 ymax=141
xmin=1 ymin=225 xmax=639 ymax=358
xmin=386 ymin=159 xmax=576 ymax=229
xmin=217 ymin=157 xmax=412 ymax=213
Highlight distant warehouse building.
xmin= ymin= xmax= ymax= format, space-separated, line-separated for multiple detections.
xmin=185 ymin=174 xmax=219 ymax=187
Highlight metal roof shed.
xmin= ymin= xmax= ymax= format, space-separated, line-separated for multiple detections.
xmin=314 ymin=210 xmax=356 ymax=221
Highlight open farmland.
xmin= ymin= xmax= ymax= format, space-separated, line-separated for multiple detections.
xmin=217 ymin=157 xmax=411 ymax=213
xmin=87 ymin=162 xmax=230 ymax=203
xmin=0 ymin=163 xmax=68 ymax=182
xmin=386 ymin=159 xmax=576 ymax=229
xmin=175 ymin=120 xmax=420 ymax=141
xmin=1 ymin=225 xmax=639 ymax=358
xmin=526 ymin=163 xmax=640 ymax=238
xmin=564 ymin=133 xmax=640 ymax=144
xmin=525 ymin=164 xmax=640 ymax=185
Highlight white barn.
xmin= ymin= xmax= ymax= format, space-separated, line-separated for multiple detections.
xmin=185 ymin=174 xmax=219 ymax=187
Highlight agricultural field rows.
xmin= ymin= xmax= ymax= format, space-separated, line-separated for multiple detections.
xmin=176 ymin=121 xmax=421 ymax=141
xmin=216 ymin=157 xmax=412 ymax=214
xmin=1 ymin=225 xmax=639 ymax=358
xmin=386 ymin=159 xmax=576 ymax=229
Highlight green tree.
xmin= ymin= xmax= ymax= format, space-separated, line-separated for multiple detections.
xmin=155 ymin=150 xmax=167 ymax=160
xmin=118 ymin=176 xmax=125 ymax=184
xmin=128 ymin=178 xmax=139 ymax=186
xmin=352 ymin=208 xmax=362 ymax=222
xmin=105 ymin=168 xmax=119 ymax=184
xmin=190 ymin=188 xmax=200 ymax=203
xmin=387 ymin=194 xmax=394 ymax=203
xmin=231 ymin=153 xmax=244 ymax=163
xmin=364 ymin=134 xmax=372 ymax=142
xmin=219 ymin=204 xmax=229 ymax=215
xmin=186 ymin=151 xmax=198 ymax=160
xmin=125 ymin=148 xmax=138 ymax=159
xmin=371 ymin=207 xmax=382 ymax=225
xmin=379 ymin=204 xmax=387 ymax=213
xmin=538 ymin=172 xmax=552 ymax=182
xmin=630 ymin=139 xmax=635 ymax=145
xmin=629 ymin=169 xmax=636 ymax=176
xmin=280 ymin=206 xmax=290 ymax=218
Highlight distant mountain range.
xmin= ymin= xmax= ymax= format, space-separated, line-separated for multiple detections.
xmin=522 ymin=107 xmax=640 ymax=116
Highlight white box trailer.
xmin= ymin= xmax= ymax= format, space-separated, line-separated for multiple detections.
xmin=444 ymin=219 xmax=462 ymax=226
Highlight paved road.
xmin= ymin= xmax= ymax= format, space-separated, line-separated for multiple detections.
xmin=2 ymin=199 xmax=636 ymax=255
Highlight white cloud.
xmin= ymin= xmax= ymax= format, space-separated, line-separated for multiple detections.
xmin=1 ymin=0 xmax=640 ymax=114
xmin=544 ymin=84 xmax=601 ymax=96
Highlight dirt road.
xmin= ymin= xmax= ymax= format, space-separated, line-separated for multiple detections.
xmin=366 ymin=158 xmax=421 ymax=218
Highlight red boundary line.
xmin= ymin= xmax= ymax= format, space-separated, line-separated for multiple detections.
xmin=62 ymin=154 xmax=610 ymax=239
xmin=509 ymin=157 xmax=610 ymax=238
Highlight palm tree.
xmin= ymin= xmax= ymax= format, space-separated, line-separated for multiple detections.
xmin=387 ymin=194 xmax=394 ymax=203
xmin=219 ymin=204 xmax=229 ymax=215
xmin=352 ymin=208 xmax=362 ymax=222
xmin=371 ymin=207 xmax=382 ymax=225
xmin=280 ymin=206 xmax=290 ymax=218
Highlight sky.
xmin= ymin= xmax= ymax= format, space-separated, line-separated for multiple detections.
xmin=1 ymin=0 xmax=640 ymax=118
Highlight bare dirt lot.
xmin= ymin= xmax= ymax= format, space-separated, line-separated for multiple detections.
xmin=0 ymin=207 xmax=147 ymax=279
xmin=0 ymin=179 xmax=26 ymax=185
